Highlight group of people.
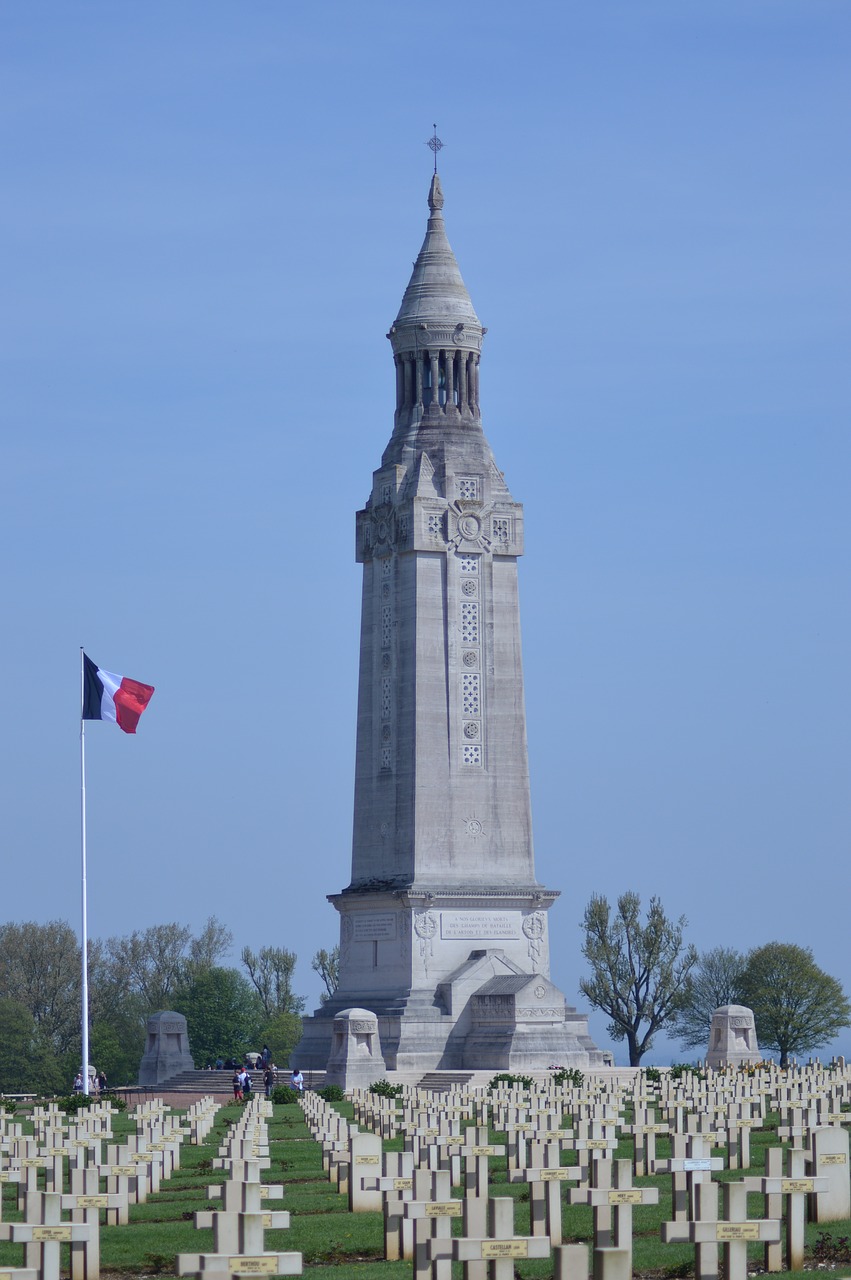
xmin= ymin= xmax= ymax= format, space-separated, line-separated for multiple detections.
xmin=72 ymin=1070 xmax=107 ymax=1094
xmin=231 ymin=1058 xmax=305 ymax=1100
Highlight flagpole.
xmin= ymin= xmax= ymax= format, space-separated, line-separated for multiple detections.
xmin=80 ymin=647 xmax=90 ymax=1098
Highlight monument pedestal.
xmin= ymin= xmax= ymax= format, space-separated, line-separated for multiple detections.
xmin=297 ymin=886 xmax=609 ymax=1072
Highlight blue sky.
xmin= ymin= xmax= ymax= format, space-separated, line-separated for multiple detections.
xmin=2 ymin=1 xmax=849 ymax=1064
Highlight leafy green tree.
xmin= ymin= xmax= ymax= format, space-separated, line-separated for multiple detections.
xmin=738 ymin=943 xmax=851 ymax=1068
xmin=241 ymin=947 xmax=305 ymax=1018
xmin=580 ymin=892 xmax=698 ymax=1066
xmin=0 ymin=998 xmax=36 ymax=1092
xmin=261 ymin=1011 xmax=303 ymax=1068
xmin=673 ymin=946 xmax=747 ymax=1050
xmin=311 ymin=947 xmax=340 ymax=1003
xmin=0 ymin=999 xmax=64 ymax=1096
xmin=171 ymin=967 xmax=264 ymax=1066
xmin=0 ymin=920 xmax=81 ymax=1053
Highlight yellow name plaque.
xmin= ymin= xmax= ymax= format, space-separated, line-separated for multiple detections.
xmin=822 ymin=1153 xmax=847 ymax=1166
xmin=481 ymin=1241 xmax=528 ymax=1258
xmin=393 ymin=1178 xmax=413 ymax=1190
xmin=355 ymin=1155 xmax=380 ymax=1165
xmin=77 ymin=1196 xmax=109 ymax=1208
xmin=33 ymin=1227 xmax=73 ymax=1241
xmin=540 ymin=1169 xmax=573 ymax=1181
xmin=781 ymin=1179 xmax=814 ymax=1193
xmin=228 ymin=1258 xmax=277 ymax=1274
xmin=425 ymin=1202 xmax=463 ymax=1217
xmin=609 ymin=1190 xmax=643 ymax=1205
xmin=717 ymin=1224 xmax=760 ymax=1241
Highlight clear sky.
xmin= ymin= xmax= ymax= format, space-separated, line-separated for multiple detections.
xmin=2 ymin=1 xmax=848 ymax=1064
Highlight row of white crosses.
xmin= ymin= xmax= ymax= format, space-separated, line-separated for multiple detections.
xmin=0 ymin=1096 xmax=221 ymax=1280
xmin=308 ymin=1057 xmax=851 ymax=1279
xmin=178 ymin=1097 xmax=302 ymax=1279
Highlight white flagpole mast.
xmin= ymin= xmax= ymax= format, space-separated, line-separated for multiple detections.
xmin=80 ymin=647 xmax=90 ymax=1097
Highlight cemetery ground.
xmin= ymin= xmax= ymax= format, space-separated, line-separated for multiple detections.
xmin=3 ymin=1091 xmax=851 ymax=1280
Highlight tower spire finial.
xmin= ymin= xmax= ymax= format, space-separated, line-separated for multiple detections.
xmin=426 ymin=124 xmax=443 ymax=174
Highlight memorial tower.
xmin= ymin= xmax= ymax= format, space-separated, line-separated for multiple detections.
xmin=295 ymin=171 xmax=607 ymax=1073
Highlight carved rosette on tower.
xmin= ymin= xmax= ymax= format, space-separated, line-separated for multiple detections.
xmin=294 ymin=173 xmax=608 ymax=1073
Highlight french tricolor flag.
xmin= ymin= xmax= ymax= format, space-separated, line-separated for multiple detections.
xmin=82 ymin=654 xmax=155 ymax=734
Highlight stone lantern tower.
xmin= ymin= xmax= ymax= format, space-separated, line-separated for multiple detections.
xmin=295 ymin=174 xmax=606 ymax=1074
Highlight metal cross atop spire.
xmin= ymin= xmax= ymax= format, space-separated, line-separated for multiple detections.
xmin=427 ymin=125 xmax=444 ymax=173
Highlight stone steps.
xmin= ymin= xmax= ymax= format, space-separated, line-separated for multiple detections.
xmin=119 ymin=1068 xmax=330 ymax=1097
xmin=416 ymin=1071 xmax=477 ymax=1092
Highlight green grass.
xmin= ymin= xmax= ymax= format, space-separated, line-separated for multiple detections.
xmin=1 ymin=1098 xmax=850 ymax=1276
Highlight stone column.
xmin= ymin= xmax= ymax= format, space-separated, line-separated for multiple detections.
xmin=444 ymin=349 xmax=454 ymax=409
xmin=395 ymin=356 xmax=404 ymax=411
xmin=415 ymin=354 xmax=423 ymax=409
xmin=429 ymin=351 xmax=439 ymax=410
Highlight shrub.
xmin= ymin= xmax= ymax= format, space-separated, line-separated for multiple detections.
xmin=488 ymin=1073 xmax=533 ymax=1092
xmin=270 ymin=1085 xmax=299 ymax=1105
xmin=99 ymin=1092 xmax=127 ymax=1111
xmin=670 ymin=1063 xmax=706 ymax=1083
xmin=0 ymin=1102 xmax=17 ymax=1115
xmin=317 ymin=1085 xmax=345 ymax=1102
xmin=813 ymin=1233 xmax=851 ymax=1265
xmin=643 ymin=1066 xmax=661 ymax=1083
xmin=370 ymin=1080 xmax=403 ymax=1098
xmin=552 ymin=1068 xmax=584 ymax=1087
xmin=57 ymin=1094 xmax=96 ymax=1114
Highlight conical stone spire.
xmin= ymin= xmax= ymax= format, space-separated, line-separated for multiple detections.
xmin=391 ymin=174 xmax=483 ymax=334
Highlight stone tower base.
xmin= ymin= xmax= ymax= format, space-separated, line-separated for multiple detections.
xmin=295 ymin=948 xmax=610 ymax=1074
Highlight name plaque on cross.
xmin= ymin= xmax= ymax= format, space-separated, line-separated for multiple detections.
xmin=440 ymin=913 xmax=520 ymax=940
xmin=482 ymin=1241 xmax=528 ymax=1258
xmin=717 ymin=1224 xmax=760 ymax=1241
xmin=352 ymin=912 xmax=397 ymax=941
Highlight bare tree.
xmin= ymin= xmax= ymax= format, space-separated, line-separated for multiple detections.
xmin=103 ymin=923 xmax=192 ymax=1010
xmin=240 ymin=946 xmax=305 ymax=1019
xmin=188 ymin=916 xmax=233 ymax=974
xmin=673 ymin=946 xmax=746 ymax=1050
xmin=312 ymin=947 xmax=340 ymax=1002
xmin=580 ymin=892 xmax=698 ymax=1066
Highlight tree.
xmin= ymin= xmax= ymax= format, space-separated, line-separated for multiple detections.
xmin=580 ymin=892 xmax=698 ymax=1066
xmin=187 ymin=917 xmax=234 ymax=976
xmin=261 ymin=1011 xmax=303 ymax=1067
xmin=0 ymin=998 xmax=65 ymax=1096
xmin=312 ymin=947 xmax=340 ymax=1003
xmin=738 ymin=942 xmax=851 ymax=1068
xmin=673 ymin=946 xmax=747 ymax=1050
xmin=171 ymin=967 xmax=264 ymax=1065
xmin=241 ymin=947 xmax=305 ymax=1019
xmin=100 ymin=917 xmax=232 ymax=1012
xmin=102 ymin=923 xmax=193 ymax=1010
xmin=0 ymin=920 xmax=81 ymax=1053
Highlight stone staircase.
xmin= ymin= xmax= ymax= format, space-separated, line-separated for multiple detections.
xmin=117 ymin=1068 xmax=328 ymax=1097
xmin=416 ymin=1071 xmax=477 ymax=1092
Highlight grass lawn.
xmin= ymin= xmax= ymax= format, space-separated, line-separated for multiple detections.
xmin=0 ymin=1098 xmax=850 ymax=1277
